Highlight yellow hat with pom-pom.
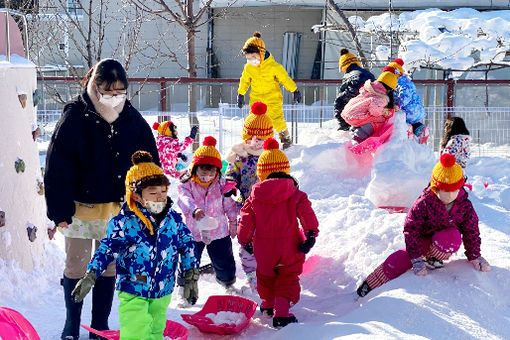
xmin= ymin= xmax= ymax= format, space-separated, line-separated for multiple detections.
xmin=256 ymin=138 xmax=290 ymax=181
xmin=377 ymin=66 xmax=398 ymax=90
xmin=387 ymin=58 xmax=405 ymax=77
xmin=338 ymin=48 xmax=361 ymax=73
xmin=192 ymin=136 xmax=222 ymax=171
xmin=152 ymin=121 xmax=175 ymax=138
xmin=243 ymin=31 xmax=266 ymax=62
xmin=242 ymin=102 xmax=274 ymax=141
xmin=431 ymin=153 xmax=465 ymax=192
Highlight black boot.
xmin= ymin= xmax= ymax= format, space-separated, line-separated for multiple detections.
xmin=356 ymin=280 xmax=372 ymax=297
xmin=61 ymin=276 xmax=83 ymax=340
xmin=273 ymin=315 xmax=298 ymax=328
xmin=89 ymin=276 xmax=115 ymax=339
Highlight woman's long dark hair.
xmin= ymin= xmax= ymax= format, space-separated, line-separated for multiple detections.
xmin=441 ymin=116 xmax=470 ymax=150
xmin=82 ymin=58 xmax=129 ymax=90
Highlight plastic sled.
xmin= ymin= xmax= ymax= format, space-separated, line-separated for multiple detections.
xmin=181 ymin=295 xmax=257 ymax=335
xmin=81 ymin=320 xmax=188 ymax=340
xmin=379 ymin=206 xmax=407 ymax=214
xmin=0 ymin=307 xmax=40 ymax=340
xmin=348 ymin=122 xmax=394 ymax=155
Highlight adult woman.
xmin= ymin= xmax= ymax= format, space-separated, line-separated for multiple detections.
xmin=44 ymin=58 xmax=159 ymax=340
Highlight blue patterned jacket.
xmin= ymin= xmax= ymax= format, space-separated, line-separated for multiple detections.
xmin=395 ymin=75 xmax=426 ymax=125
xmin=88 ymin=199 xmax=198 ymax=299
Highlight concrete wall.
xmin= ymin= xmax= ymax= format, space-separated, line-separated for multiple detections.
xmin=212 ymin=6 xmax=322 ymax=79
xmin=0 ymin=59 xmax=47 ymax=272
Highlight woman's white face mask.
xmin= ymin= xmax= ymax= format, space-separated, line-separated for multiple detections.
xmin=96 ymin=85 xmax=127 ymax=108
xmin=247 ymin=59 xmax=260 ymax=66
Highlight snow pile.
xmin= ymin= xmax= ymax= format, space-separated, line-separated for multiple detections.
xmin=205 ymin=311 xmax=247 ymax=326
xmin=365 ymin=111 xmax=436 ymax=208
xmin=350 ymin=8 xmax=510 ymax=76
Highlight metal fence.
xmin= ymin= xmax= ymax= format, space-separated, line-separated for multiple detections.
xmin=37 ymin=105 xmax=510 ymax=158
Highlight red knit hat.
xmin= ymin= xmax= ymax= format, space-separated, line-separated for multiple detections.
xmin=153 ymin=121 xmax=175 ymax=138
xmin=191 ymin=136 xmax=222 ymax=171
xmin=431 ymin=153 xmax=465 ymax=192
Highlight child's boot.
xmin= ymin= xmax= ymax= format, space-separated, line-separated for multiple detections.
xmin=260 ymin=300 xmax=274 ymax=316
xmin=356 ymin=280 xmax=372 ymax=297
xmin=272 ymin=296 xmax=298 ymax=328
xmin=278 ymin=129 xmax=292 ymax=150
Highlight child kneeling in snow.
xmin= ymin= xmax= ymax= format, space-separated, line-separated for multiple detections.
xmin=237 ymin=138 xmax=319 ymax=328
xmin=356 ymin=153 xmax=490 ymax=298
xmin=225 ymin=101 xmax=274 ymax=292
xmin=153 ymin=120 xmax=198 ymax=178
xmin=340 ymin=66 xmax=398 ymax=144
xmin=71 ymin=151 xmax=199 ymax=339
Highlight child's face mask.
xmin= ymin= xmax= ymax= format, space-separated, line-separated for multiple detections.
xmin=247 ymin=137 xmax=264 ymax=150
xmin=144 ymin=200 xmax=166 ymax=214
xmin=198 ymin=175 xmax=216 ymax=182
xmin=246 ymin=58 xmax=260 ymax=66
xmin=140 ymin=185 xmax=168 ymax=214
xmin=436 ymin=189 xmax=459 ymax=205
xmin=196 ymin=165 xmax=217 ymax=183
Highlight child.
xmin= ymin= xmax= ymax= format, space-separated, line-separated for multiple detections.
xmin=153 ymin=121 xmax=198 ymax=178
xmin=225 ymin=101 xmax=274 ymax=291
xmin=237 ymin=31 xmax=302 ymax=150
xmin=440 ymin=116 xmax=471 ymax=169
xmin=71 ymin=151 xmax=199 ymax=339
xmin=388 ymin=58 xmax=429 ymax=144
xmin=341 ymin=66 xmax=399 ymax=144
xmin=177 ymin=136 xmax=238 ymax=291
xmin=237 ymin=138 xmax=319 ymax=328
xmin=356 ymin=153 xmax=490 ymax=298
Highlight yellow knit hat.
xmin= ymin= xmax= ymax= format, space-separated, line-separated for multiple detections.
xmin=125 ymin=151 xmax=169 ymax=235
xmin=338 ymin=48 xmax=361 ymax=73
xmin=243 ymin=32 xmax=266 ymax=62
xmin=242 ymin=102 xmax=274 ymax=141
xmin=387 ymin=58 xmax=405 ymax=77
xmin=192 ymin=136 xmax=222 ymax=172
xmin=377 ymin=66 xmax=398 ymax=90
xmin=257 ymin=138 xmax=290 ymax=181
xmin=431 ymin=153 xmax=465 ymax=192
xmin=152 ymin=121 xmax=175 ymax=138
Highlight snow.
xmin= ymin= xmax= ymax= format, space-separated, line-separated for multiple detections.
xmin=0 ymin=54 xmax=35 ymax=67
xmin=2 ymin=121 xmax=510 ymax=339
xmin=205 ymin=311 xmax=247 ymax=326
xmin=337 ymin=8 xmax=510 ymax=77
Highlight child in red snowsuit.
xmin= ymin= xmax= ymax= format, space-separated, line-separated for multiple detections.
xmin=237 ymin=138 xmax=319 ymax=328
xmin=153 ymin=121 xmax=198 ymax=178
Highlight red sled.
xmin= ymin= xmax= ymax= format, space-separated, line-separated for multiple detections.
xmin=181 ymin=295 xmax=257 ymax=335
xmin=81 ymin=320 xmax=188 ymax=340
xmin=0 ymin=307 xmax=40 ymax=340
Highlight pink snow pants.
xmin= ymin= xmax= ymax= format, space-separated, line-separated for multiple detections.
xmin=366 ymin=228 xmax=462 ymax=290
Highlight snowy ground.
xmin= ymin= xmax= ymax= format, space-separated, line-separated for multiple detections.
xmin=2 ymin=126 xmax=510 ymax=340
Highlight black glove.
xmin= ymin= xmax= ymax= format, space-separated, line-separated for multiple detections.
xmin=299 ymin=231 xmax=316 ymax=254
xmin=189 ymin=126 xmax=198 ymax=140
xmin=177 ymin=153 xmax=188 ymax=162
xmin=182 ymin=268 xmax=200 ymax=305
xmin=237 ymin=94 xmax=244 ymax=108
xmin=293 ymin=89 xmax=302 ymax=104
xmin=242 ymin=242 xmax=254 ymax=255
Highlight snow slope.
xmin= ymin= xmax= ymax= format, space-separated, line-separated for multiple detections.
xmin=1 ymin=127 xmax=510 ymax=339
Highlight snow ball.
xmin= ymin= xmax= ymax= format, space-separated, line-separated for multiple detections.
xmin=205 ymin=311 xmax=247 ymax=326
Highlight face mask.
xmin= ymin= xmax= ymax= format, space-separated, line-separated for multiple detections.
xmin=247 ymin=59 xmax=260 ymax=66
xmin=144 ymin=200 xmax=166 ymax=214
xmin=198 ymin=175 xmax=215 ymax=183
xmin=248 ymin=138 xmax=264 ymax=150
xmin=99 ymin=94 xmax=126 ymax=108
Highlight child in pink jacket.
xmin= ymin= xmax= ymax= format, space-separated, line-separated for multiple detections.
xmin=356 ymin=153 xmax=490 ymax=298
xmin=238 ymin=138 xmax=319 ymax=328
xmin=153 ymin=120 xmax=198 ymax=178
xmin=177 ymin=136 xmax=238 ymax=291
xmin=341 ymin=66 xmax=399 ymax=144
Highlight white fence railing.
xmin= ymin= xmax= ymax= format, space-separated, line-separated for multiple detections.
xmin=37 ymin=105 xmax=510 ymax=158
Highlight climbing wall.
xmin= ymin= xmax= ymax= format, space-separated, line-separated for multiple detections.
xmin=0 ymin=57 xmax=47 ymax=272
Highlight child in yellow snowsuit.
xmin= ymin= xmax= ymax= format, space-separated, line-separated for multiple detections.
xmin=237 ymin=32 xmax=302 ymax=150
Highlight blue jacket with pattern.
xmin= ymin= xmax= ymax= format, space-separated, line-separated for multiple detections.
xmin=394 ymin=75 xmax=426 ymax=125
xmin=88 ymin=199 xmax=198 ymax=299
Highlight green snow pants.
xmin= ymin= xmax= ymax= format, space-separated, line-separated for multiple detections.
xmin=118 ymin=291 xmax=172 ymax=340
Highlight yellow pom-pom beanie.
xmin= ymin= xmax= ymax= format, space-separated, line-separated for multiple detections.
xmin=191 ymin=136 xmax=222 ymax=172
xmin=242 ymin=102 xmax=274 ymax=141
xmin=431 ymin=153 xmax=465 ymax=192
xmin=256 ymin=138 xmax=290 ymax=181
xmin=377 ymin=66 xmax=398 ymax=90
xmin=152 ymin=121 xmax=175 ymax=138
xmin=338 ymin=48 xmax=361 ymax=73
xmin=243 ymin=31 xmax=266 ymax=62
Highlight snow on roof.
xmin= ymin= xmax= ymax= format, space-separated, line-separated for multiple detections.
xmin=0 ymin=54 xmax=35 ymax=68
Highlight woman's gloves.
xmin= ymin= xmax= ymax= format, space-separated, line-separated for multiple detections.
xmin=470 ymin=256 xmax=491 ymax=272
xmin=299 ymin=230 xmax=317 ymax=254
xmin=182 ymin=268 xmax=200 ymax=305
xmin=72 ymin=272 xmax=97 ymax=302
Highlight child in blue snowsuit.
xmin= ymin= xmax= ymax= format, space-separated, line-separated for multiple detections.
xmin=72 ymin=151 xmax=199 ymax=340
xmin=390 ymin=58 xmax=429 ymax=143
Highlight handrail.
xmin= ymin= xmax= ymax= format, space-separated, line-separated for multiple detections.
xmin=0 ymin=8 xmax=29 ymax=62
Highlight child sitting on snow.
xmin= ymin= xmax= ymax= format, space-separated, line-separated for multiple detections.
xmin=388 ymin=58 xmax=429 ymax=144
xmin=177 ymin=137 xmax=238 ymax=295
xmin=440 ymin=116 xmax=471 ymax=169
xmin=340 ymin=66 xmax=399 ymax=144
xmin=356 ymin=153 xmax=490 ymax=298
xmin=153 ymin=120 xmax=198 ymax=178
xmin=71 ymin=151 xmax=199 ymax=338
xmin=225 ymin=101 xmax=274 ymax=292
xmin=237 ymin=138 xmax=319 ymax=328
